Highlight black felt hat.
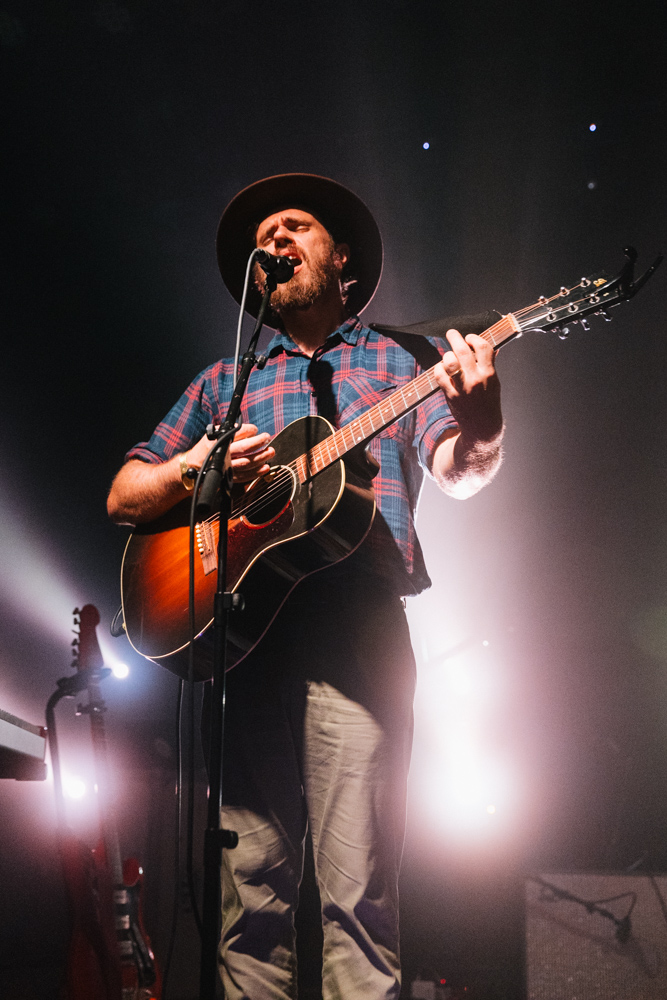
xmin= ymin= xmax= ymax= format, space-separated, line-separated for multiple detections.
xmin=216 ymin=173 xmax=383 ymax=318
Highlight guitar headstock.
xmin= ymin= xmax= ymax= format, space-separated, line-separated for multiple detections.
xmin=72 ymin=605 xmax=104 ymax=674
xmin=513 ymin=247 xmax=663 ymax=340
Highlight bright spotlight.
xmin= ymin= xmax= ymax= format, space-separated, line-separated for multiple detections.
xmin=422 ymin=141 xmax=430 ymax=149
xmin=111 ymin=662 xmax=130 ymax=679
xmin=589 ymin=123 xmax=597 ymax=131
xmin=409 ymin=624 xmax=518 ymax=836
xmin=63 ymin=775 xmax=86 ymax=800
xmin=0 ymin=492 xmax=82 ymax=641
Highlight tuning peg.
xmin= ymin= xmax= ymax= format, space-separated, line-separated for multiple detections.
xmin=580 ymin=318 xmax=591 ymax=331
xmin=558 ymin=327 xmax=570 ymax=340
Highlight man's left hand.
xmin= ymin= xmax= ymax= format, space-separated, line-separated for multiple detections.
xmin=434 ymin=329 xmax=503 ymax=443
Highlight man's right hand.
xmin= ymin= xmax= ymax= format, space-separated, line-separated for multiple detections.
xmin=185 ymin=423 xmax=275 ymax=484
xmin=107 ymin=423 xmax=275 ymax=525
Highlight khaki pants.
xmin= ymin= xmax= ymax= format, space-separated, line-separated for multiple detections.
xmin=216 ymin=573 xmax=416 ymax=1000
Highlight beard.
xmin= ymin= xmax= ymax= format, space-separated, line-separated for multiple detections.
xmin=255 ymin=236 xmax=342 ymax=316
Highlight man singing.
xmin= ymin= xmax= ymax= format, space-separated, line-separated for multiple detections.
xmin=107 ymin=173 xmax=504 ymax=1000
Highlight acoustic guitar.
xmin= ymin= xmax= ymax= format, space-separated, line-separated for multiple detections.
xmin=119 ymin=253 xmax=661 ymax=680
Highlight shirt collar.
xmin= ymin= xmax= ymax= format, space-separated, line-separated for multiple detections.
xmin=265 ymin=316 xmax=365 ymax=357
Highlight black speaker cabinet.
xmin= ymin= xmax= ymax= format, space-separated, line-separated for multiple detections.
xmin=526 ymin=873 xmax=667 ymax=999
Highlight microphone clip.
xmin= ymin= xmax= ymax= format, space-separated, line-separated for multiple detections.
xmin=254 ymin=249 xmax=296 ymax=284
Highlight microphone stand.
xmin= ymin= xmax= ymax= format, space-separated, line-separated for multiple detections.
xmin=198 ymin=272 xmax=278 ymax=1000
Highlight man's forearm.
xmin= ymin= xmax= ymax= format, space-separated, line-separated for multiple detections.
xmin=432 ymin=427 xmax=504 ymax=499
xmin=107 ymin=456 xmax=190 ymax=525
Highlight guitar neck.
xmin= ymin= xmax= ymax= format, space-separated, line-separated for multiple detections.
xmin=76 ymin=606 xmax=125 ymax=887
xmin=295 ymin=313 xmax=520 ymax=480
xmin=87 ymin=680 xmax=125 ymax=887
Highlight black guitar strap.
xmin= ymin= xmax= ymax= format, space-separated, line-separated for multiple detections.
xmin=369 ymin=310 xmax=502 ymax=370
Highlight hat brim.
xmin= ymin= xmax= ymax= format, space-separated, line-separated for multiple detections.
xmin=216 ymin=173 xmax=383 ymax=319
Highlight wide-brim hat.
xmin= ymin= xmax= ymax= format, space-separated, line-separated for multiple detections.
xmin=216 ymin=173 xmax=383 ymax=318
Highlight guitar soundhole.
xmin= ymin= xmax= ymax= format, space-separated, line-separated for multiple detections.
xmin=239 ymin=465 xmax=296 ymax=528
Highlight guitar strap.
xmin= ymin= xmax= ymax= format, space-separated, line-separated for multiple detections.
xmin=369 ymin=310 xmax=502 ymax=369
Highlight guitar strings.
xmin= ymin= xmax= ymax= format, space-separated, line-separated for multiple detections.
xmin=221 ymin=366 xmax=440 ymax=523
xmin=200 ymin=283 xmax=596 ymax=530
xmin=205 ymin=365 xmax=438 ymax=524
xmin=203 ymin=329 xmax=496 ymax=525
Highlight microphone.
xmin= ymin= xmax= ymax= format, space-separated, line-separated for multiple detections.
xmin=254 ymin=250 xmax=296 ymax=284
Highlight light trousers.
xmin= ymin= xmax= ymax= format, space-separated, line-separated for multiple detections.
xmin=215 ymin=573 xmax=416 ymax=1000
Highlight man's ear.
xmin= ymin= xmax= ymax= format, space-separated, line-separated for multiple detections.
xmin=334 ymin=242 xmax=350 ymax=271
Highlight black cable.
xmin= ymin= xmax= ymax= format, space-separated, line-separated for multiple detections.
xmin=185 ymin=430 xmax=237 ymax=943
xmin=588 ymin=891 xmax=638 ymax=914
xmin=186 ymin=670 xmax=203 ymax=938
xmin=648 ymin=875 xmax=667 ymax=935
xmin=110 ymin=604 xmax=125 ymax=637
xmin=181 ymin=248 xmax=260 ymax=948
xmin=531 ymin=876 xmax=636 ymax=942
xmin=161 ymin=678 xmax=184 ymax=1000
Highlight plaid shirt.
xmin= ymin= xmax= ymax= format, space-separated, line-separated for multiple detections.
xmin=127 ymin=317 xmax=457 ymax=594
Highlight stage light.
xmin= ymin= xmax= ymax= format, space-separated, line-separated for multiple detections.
xmin=0 ymin=474 xmax=127 ymax=678
xmin=63 ymin=774 xmax=86 ymax=800
xmin=0 ymin=492 xmax=82 ymax=641
xmin=423 ymin=142 xmax=430 ymax=149
xmin=588 ymin=181 xmax=597 ymax=190
xmin=589 ymin=123 xmax=597 ymax=131
xmin=408 ymin=618 xmax=518 ymax=837
xmin=111 ymin=662 xmax=130 ymax=679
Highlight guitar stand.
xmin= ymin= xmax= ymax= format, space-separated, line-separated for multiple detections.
xmin=197 ymin=272 xmax=279 ymax=1000
xmin=46 ymin=667 xmax=111 ymax=829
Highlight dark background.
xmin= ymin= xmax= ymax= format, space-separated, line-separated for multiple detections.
xmin=1 ymin=1 xmax=666 ymax=997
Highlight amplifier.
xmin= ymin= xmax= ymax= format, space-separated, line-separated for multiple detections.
xmin=526 ymin=873 xmax=667 ymax=1000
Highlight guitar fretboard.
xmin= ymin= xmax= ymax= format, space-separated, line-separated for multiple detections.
xmin=294 ymin=313 xmax=519 ymax=481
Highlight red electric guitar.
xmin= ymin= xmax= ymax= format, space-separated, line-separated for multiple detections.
xmin=65 ymin=605 xmax=161 ymax=1000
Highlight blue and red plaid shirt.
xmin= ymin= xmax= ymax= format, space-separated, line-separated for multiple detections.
xmin=126 ymin=317 xmax=457 ymax=594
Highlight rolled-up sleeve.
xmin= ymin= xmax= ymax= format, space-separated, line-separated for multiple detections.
xmin=414 ymin=338 xmax=458 ymax=476
xmin=125 ymin=369 xmax=216 ymax=465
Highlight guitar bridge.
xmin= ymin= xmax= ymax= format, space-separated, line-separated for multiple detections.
xmin=196 ymin=521 xmax=218 ymax=575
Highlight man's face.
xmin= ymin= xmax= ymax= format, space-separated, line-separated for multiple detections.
xmin=254 ymin=208 xmax=349 ymax=312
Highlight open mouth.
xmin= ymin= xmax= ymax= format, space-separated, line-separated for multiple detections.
xmin=281 ymin=254 xmax=302 ymax=273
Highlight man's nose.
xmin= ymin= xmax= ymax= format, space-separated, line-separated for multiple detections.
xmin=272 ymin=226 xmax=294 ymax=247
